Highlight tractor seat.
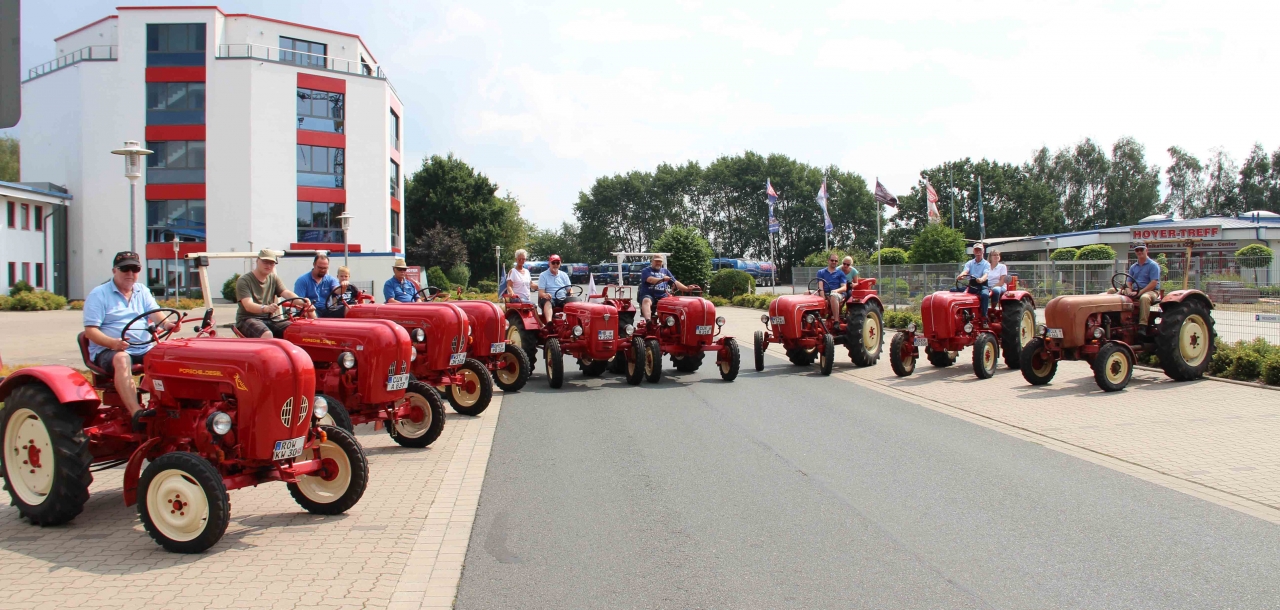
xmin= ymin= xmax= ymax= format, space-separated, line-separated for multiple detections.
xmin=851 ymin=278 xmax=877 ymax=291
xmin=78 ymin=332 xmax=144 ymax=379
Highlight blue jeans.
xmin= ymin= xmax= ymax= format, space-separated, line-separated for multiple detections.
xmin=951 ymin=285 xmax=991 ymax=318
xmin=989 ymin=286 xmax=1006 ymax=302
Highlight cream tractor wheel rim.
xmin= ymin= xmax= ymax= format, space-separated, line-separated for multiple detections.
xmin=863 ymin=313 xmax=882 ymax=351
xmin=1179 ymin=314 xmax=1209 ymax=367
xmin=146 ymin=469 xmax=211 ymax=542
xmin=4 ymin=408 xmax=55 ymax=506
xmin=903 ymin=351 xmax=915 ymax=374
xmin=294 ymin=439 xmax=353 ymax=503
xmin=506 ymin=323 xmax=521 ymax=345
xmin=983 ymin=341 xmax=996 ymax=371
xmin=1104 ymin=350 xmax=1129 ymax=385
xmin=452 ymin=369 xmax=482 ymax=407
xmin=496 ymin=353 xmax=520 ymax=385
xmin=1019 ymin=308 xmax=1035 ymax=346
xmin=396 ymin=393 xmax=435 ymax=439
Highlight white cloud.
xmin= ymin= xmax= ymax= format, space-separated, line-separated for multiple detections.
xmin=559 ymin=9 xmax=691 ymax=43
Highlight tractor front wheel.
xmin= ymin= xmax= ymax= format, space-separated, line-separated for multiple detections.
xmin=1092 ymin=342 xmax=1133 ymax=392
xmin=545 ymin=339 xmax=565 ymax=389
xmin=288 ymin=426 xmax=369 ymax=515
xmin=138 ymin=451 xmax=230 ymax=553
xmin=889 ymin=332 xmax=915 ymax=377
xmin=753 ymin=331 xmax=765 ymax=372
xmin=927 ymin=348 xmax=957 ymax=368
xmin=844 ymin=303 xmax=884 ymax=367
xmin=0 ymin=383 xmax=92 ymax=526
xmin=818 ymin=334 xmax=835 ymax=376
xmin=1000 ymin=297 xmax=1037 ymax=368
xmin=973 ymin=333 xmax=999 ymax=379
xmin=579 ymin=357 xmax=610 ymax=377
xmin=1156 ymin=300 xmax=1216 ymax=381
xmin=448 ymin=359 xmax=494 ymax=416
xmin=315 ymin=393 xmax=354 ymax=434
xmin=389 ymin=381 xmax=446 ymax=448
xmin=493 ymin=344 xmax=530 ymax=393
xmin=673 ymin=352 xmax=704 ymax=373
xmin=644 ymin=339 xmax=663 ymax=383
xmin=787 ymin=347 xmax=815 ymax=366
xmin=1019 ymin=337 xmax=1058 ymax=385
xmin=625 ymin=337 xmax=645 ymax=385
xmin=718 ymin=338 xmax=741 ymax=381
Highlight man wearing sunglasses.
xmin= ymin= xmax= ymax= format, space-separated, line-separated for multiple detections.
xmin=639 ymin=254 xmax=689 ymax=320
xmin=235 ymin=249 xmax=313 ymax=338
xmin=815 ymin=253 xmax=849 ymax=318
xmin=82 ymin=251 xmax=177 ymax=417
xmin=537 ymin=254 xmax=573 ymax=323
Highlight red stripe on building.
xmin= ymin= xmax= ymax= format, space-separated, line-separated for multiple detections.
xmin=297 ymin=187 xmax=346 ymax=203
xmin=146 ymin=67 xmax=206 ymax=82
xmin=390 ymin=197 xmax=401 ymax=212
xmin=291 ymin=242 xmax=362 ymax=253
xmin=145 ymin=242 xmax=207 ymax=258
xmin=146 ymin=125 xmax=206 ymax=141
xmin=297 ymin=130 xmax=345 ymax=148
xmin=146 ymin=184 xmax=206 ymax=200
xmin=297 ymin=73 xmax=345 ymax=94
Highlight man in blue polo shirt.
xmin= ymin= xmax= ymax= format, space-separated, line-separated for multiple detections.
xmin=952 ymin=243 xmax=992 ymax=320
xmin=1123 ymin=241 xmax=1161 ymax=326
xmin=294 ymin=253 xmax=341 ymax=317
xmin=83 ymin=251 xmax=177 ymax=417
xmin=814 ymin=252 xmax=848 ymax=317
xmin=537 ymin=254 xmax=574 ymax=323
xmin=384 ymin=258 xmax=422 ymax=303
xmin=639 ymin=254 xmax=689 ymax=320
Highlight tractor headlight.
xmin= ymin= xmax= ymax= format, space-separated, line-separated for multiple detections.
xmin=312 ymin=396 xmax=329 ymax=420
xmin=761 ymin=314 xmax=770 ymax=325
xmin=1037 ymin=324 xmax=1048 ymax=337
xmin=411 ymin=328 xmax=425 ymax=343
xmin=907 ymin=322 xmax=917 ymax=333
xmin=716 ymin=316 xmax=726 ymax=327
xmin=804 ymin=313 xmax=816 ymax=325
xmin=410 ymin=347 xmax=418 ymax=361
xmin=963 ymin=322 xmax=974 ymax=333
xmin=339 ymin=352 xmax=356 ymax=369
xmin=624 ymin=324 xmax=635 ymax=336
xmin=1092 ymin=327 xmax=1105 ymax=339
xmin=207 ymin=411 xmax=233 ymax=436
xmin=665 ymin=316 xmax=676 ymax=327
xmin=573 ymin=325 xmax=584 ymax=337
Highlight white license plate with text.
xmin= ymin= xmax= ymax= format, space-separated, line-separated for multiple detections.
xmin=914 ymin=337 xmax=929 ymax=347
xmin=490 ymin=342 xmax=507 ymax=354
xmin=695 ymin=325 xmax=713 ymax=335
xmin=273 ymin=436 xmax=306 ymax=461
xmin=449 ymin=352 xmax=467 ymax=366
xmin=598 ymin=330 xmax=614 ymax=340
xmin=386 ymin=374 xmax=409 ymax=391
xmin=1047 ymin=328 xmax=1064 ymax=339
xmin=770 ymin=316 xmax=785 ymax=325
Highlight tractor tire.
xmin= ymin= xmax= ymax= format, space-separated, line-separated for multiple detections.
xmin=1000 ymin=297 xmax=1037 ymax=369
xmin=1092 ymin=342 xmax=1133 ymax=392
xmin=844 ymin=303 xmax=884 ymax=367
xmin=625 ymin=337 xmax=645 ymax=386
xmin=673 ymin=352 xmax=705 ymax=373
xmin=389 ymin=381 xmax=446 ymax=448
xmin=818 ymin=334 xmax=835 ymax=376
xmin=1020 ymin=337 xmax=1058 ymax=386
xmin=644 ymin=339 xmax=663 ymax=383
xmin=288 ymin=425 xmax=369 ymax=515
xmin=787 ymin=347 xmax=816 ymax=366
xmin=972 ymin=333 xmax=998 ymax=379
xmin=315 ymin=394 xmax=354 ymax=434
xmin=493 ymin=344 xmax=530 ymax=393
xmin=0 ymin=384 xmax=92 ymax=527
xmin=1156 ymin=300 xmax=1216 ymax=381
xmin=545 ymin=338 xmax=565 ymax=389
xmin=718 ymin=338 xmax=741 ymax=382
xmin=448 ymin=359 xmax=493 ymax=416
xmin=579 ymin=358 xmax=610 ymax=377
xmin=611 ymin=312 xmax=637 ymax=375
xmin=753 ymin=331 xmax=766 ymax=372
xmin=506 ymin=312 xmax=540 ymax=368
xmin=927 ymin=348 xmax=957 ymax=368
xmin=889 ymin=332 xmax=915 ymax=377
xmin=138 ymin=451 xmax=230 ymax=553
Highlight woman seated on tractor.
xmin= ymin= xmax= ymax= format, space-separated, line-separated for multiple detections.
xmin=506 ymin=249 xmax=533 ymax=304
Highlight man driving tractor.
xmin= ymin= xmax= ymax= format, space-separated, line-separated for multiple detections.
xmin=384 ymin=258 xmax=423 ymax=303
xmin=952 ymin=243 xmax=992 ymax=322
xmin=815 ymin=253 xmax=849 ymax=317
xmin=82 ymin=251 xmax=178 ymax=417
xmin=235 ymin=249 xmax=314 ymax=338
xmin=639 ymin=254 xmax=690 ymax=320
xmin=537 ymin=254 xmax=573 ymax=323
xmin=1107 ymin=241 xmax=1161 ymax=327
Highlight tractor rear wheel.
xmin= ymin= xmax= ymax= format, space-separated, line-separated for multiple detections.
xmin=673 ymin=352 xmax=705 ymax=373
xmin=1019 ymin=337 xmax=1058 ymax=385
xmin=493 ymin=344 xmax=530 ymax=393
xmin=448 ymin=359 xmax=493 ymax=416
xmin=315 ymin=394 xmax=354 ymax=434
xmin=1 ymin=384 xmax=91 ymax=526
xmin=1092 ymin=342 xmax=1133 ymax=392
xmin=545 ymin=339 xmax=565 ymax=389
xmin=625 ymin=337 xmax=645 ymax=385
xmin=1000 ymin=298 xmax=1037 ymax=369
xmin=818 ymin=333 xmax=835 ymax=376
xmin=506 ymin=312 xmax=539 ymax=368
xmin=1156 ymin=300 xmax=1216 ymax=381
xmin=889 ymin=332 xmax=915 ymax=377
xmin=138 ymin=451 xmax=230 ymax=553
xmin=579 ymin=358 xmax=610 ymax=377
xmin=389 ymin=381 xmax=446 ymax=448
xmin=753 ymin=331 xmax=766 ymax=372
xmin=644 ymin=339 xmax=663 ymax=383
xmin=972 ymin=333 xmax=998 ymax=379
xmin=844 ymin=303 xmax=884 ymax=367
xmin=288 ymin=426 xmax=369 ymax=515
xmin=926 ymin=348 xmax=957 ymax=368
xmin=718 ymin=338 xmax=741 ymax=381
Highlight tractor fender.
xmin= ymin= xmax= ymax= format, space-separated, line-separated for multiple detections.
xmin=1002 ymin=289 xmax=1034 ymax=308
xmin=1161 ymin=289 xmax=1214 ymax=310
xmin=0 ymin=366 xmax=100 ymax=407
xmin=513 ymin=307 xmax=543 ymax=331
xmin=854 ymin=294 xmax=885 ymax=312
xmin=122 ymin=437 xmax=163 ymax=507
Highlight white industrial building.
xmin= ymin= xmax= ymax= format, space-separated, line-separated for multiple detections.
xmin=1 ymin=181 xmax=72 ymax=293
xmin=19 ymin=6 xmax=405 ymax=299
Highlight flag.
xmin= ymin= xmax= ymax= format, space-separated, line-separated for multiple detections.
xmin=766 ymin=179 xmax=780 ymax=234
xmin=925 ymin=180 xmax=941 ymax=223
xmin=874 ymin=180 xmax=898 ymax=208
xmin=816 ymin=179 xmax=833 ymax=233
xmin=586 ymin=272 xmax=600 ymax=303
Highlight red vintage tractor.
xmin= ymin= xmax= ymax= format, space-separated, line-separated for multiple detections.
xmin=634 ymin=286 xmax=741 ymax=382
xmin=752 ymin=278 xmax=886 ymax=375
xmin=506 ymin=285 xmax=645 ymax=388
xmin=889 ymin=277 xmax=1037 ymax=379
xmin=0 ymin=308 xmax=368 ymax=553
xmin=411 ymin=292 xmax=531 ymax=395
xmin=1019 ymin=274 xmax=1216 ymax=392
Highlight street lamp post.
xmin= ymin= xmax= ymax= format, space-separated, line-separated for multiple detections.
xmin=110 ymin=141 xmax=153 ymax=254
xmin=172 ymin=236 xmax=181 ymax=300
xmin=336 ymin=211 xmax=353 ymax=267
xmin=495 ymin=245 xmax=502 ymax=296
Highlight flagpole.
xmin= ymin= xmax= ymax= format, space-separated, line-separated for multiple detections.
xmin=876 ymin=177 xmax=882 ymax=282
xmin=978 ymin=176 xmax=985 ymax=243
xmin=949 ymin=167 xmax=954 ymax=229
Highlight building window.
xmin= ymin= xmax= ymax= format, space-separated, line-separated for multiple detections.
xmin=146 ymin=82 xmax=206 ymax=125
xmin=391 ymin=210 xmax=401 ymax=249
xmin=33 ymin=205 xmax=42 ymax=231
xmin=297 ymin=201 xmax=345 ymax=243
xmin=146 ymin=140 xmax=206 ymax=184
xmin=280 ymin=36 xmax=327 ymax=68
xmin=297 ymin=88 xmax=344 ymax=133
xmin=21 ymin=262 xmax=30 ymax=284
xmin=35 ymin=263 xmax=43 ymax=288
xmin=20 ymin=203 xmax=29 ymax=230
xmin=146 ymin=199 xmax=206 ymax=243
xmin=297 ymin=145 xmax=345 ymax=189
xmin=6 ymin=262 xmax=13 ymax=287
xmin=6 ymin=201 xmax=14 ymax=228
xmin=146 ymin=24 xmax=206 ymax=66
xmin=390 ymin=159 xmax=400 ymax=198
xmin=390 ymin=109 xmax=400 ymax=151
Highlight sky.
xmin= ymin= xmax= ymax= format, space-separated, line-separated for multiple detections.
xmin=8 ymin=0 xmax=1280 ymax=228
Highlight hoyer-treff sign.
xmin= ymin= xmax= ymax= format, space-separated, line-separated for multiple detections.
xmin=1130 ymin=226 xmax=1220 ymax=241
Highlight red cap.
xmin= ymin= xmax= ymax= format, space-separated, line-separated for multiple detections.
xmin=549 ymin=254 xmax=562 ymax=263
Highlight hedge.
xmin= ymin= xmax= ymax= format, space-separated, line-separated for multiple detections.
xmin=8 ymin=280 xmax=34 ymax=298
xmin=709 ymin=269 xmax=755 ymax=298
xmin=446 ymin=264 xmax=471 ymax=288
xmin=1074 ymin=244 xmax=1116 ymax=261
xmin=883 ymin=310 xmax=923 ymax=330
xmin=476 ymin=280 xmax=499 ymax=293
xmin=871 ymin=248 xmax=909 ymax=265
xmin=1236 ymin=244 xmax=1275 ymax=268
xmin=1205 ymin=338 xmax=1279 ymax=386
xmin=730 ymin=293 xmax=780 ymax=310
xmin=0 ymin=291 xmax=68 ymax=311
xmin=426 ymin=266 xmax=452 ymax=290
xmin=1049 ymin=248 xmax=1079 ymax=261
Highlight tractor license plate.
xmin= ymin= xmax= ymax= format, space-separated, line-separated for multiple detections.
xmin=490 ymin=342 xmax=507 ymax=354
xmin=770 ymin=316 xmax=785 ymax=325
xmin=273 ymin=436 xmax=306 ymax=461
xmin=449 ymin=352 xmax=467 ymax=366
xmin=598 ymin=330 xmax=614 ymax=340
xmin=386 ymin=374 xmax=409 ymax=391
xmin=913 ymin=337 xmax=929 ymax=347
xmin=1047 ymin=328 xmax=1064 ymax=339
xmin=695 ymin=325 xmax=713 ymax=335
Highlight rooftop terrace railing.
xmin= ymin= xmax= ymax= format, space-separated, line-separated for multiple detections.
xmin=25 ymin=46 xmax=117 ymax=82
xmin=216 ymin=43 xmax=397 ymax=93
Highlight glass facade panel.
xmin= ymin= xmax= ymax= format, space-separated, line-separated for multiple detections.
xmin=297 ymin=145 xmax=344 ymax=188
xmin=281 ymin=37 xmax=327 ymax=67
xmin=297 ymin=88 xmax=344 ymax=133
xmin=148 ymin=141 xmax=205 ymax=170
xmin=390 ymin=109 xmax=400 ymax=150
xmin=296 ymin=201 xmax=345 ymax=243
xmin=391 ymin=210 xmax=401 ymax=249
xmin=146 ymin=199 xmax=206 ymax=242
xmin=146 ymin=24 xmax=206 ymax=66
xmin=390 ymin=160 xmax=400 ymax=198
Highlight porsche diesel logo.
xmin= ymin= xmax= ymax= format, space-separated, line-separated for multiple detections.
xmin=234 ymin=374 xmax=248 ymax=391
xmin=280 ymin=398 xmax=294 ymax=427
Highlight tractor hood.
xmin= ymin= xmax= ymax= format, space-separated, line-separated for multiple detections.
xmin=1043 ymin=294 xmax=1134 ymax=348
xmin=769 ymin=294 xmax=826 ymax=338
xmin=345 ymin=302 xmax=471 ymax=372
xmin=447 ymin=300 xmax=507 ymax=358
xmin=283 ymin=318 xmax=412 ymax=403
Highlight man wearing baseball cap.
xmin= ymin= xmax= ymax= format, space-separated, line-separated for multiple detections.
xmin=235 ymin=249 xmax=313 ymax=338
xmin=537 ymin=254 xmax=573 ymax=323
xmin=953 ymin=243 xmax=993 ymax=321
xmin=1123 ymin=241 xmax=1161 ymax=327
xmin=384 ymin=258 xmax=422 ymax=303
xmin=82 ymin=251 xmax=177 ymax=417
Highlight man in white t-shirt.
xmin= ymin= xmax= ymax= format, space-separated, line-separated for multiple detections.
xmin=987 ymin=248 xmax=1009 ymax=302
xmin=506 ymin=249 xmax=533 ymax=304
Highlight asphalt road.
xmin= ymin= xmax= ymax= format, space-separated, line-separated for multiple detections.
xmin=461 ymin=350 xmax=1280 ymax=609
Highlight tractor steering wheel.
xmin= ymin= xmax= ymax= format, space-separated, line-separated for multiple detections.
xmin=808 ymin=278 xmax=823 ymax=295
xmin=121 ymin=308 xmax=183 ymax=347
xmin=1111 ymin=272 xmax=1138 ymax=294
xmin=278 ymin=297 xmax=314 ymax=320
xmin=552 ymin=285 xmax=584 ymax=301
xmin=416 ymin=285 xmax=444 ymax=302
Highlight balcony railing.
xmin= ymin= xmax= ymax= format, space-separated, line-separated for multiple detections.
xmin=216 ymin=44 xmax=395 ymax=91
xmin=26 ymin=46 xmax=117 ymax=82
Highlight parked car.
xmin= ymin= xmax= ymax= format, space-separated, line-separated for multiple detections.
xmin=567 ymin=263 xmax=591 ymax=284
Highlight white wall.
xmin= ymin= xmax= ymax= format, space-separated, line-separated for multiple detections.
xmin=56 ymin=17 xmax=118 ymax=55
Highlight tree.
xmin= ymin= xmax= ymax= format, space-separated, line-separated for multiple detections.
xmin=406 ymin=222 xmax=468 ymax=271
xmin=652 ymin=225 xmax=713 ymax=288
xmin=1103 ymin=137 xmax=1163 ymax=226
xmin=802 ymin=249 xmax=849 ymax=267
xmin=1238 ymin=143 xmax=1271 ymax=212
xmin=1074 ymin=244 xmax=1116 ymax=261
xmin=1236 ymin=244 xmax=1275 ymax=269
xmin=1204 ymin=148 xmax=1241 ymax=216
xmin=0 ymin=135 xmax=17 ymax=182
xmin=1164 ymin=146 xmax=1205 ymax=219
xmin=871 ymin=248 xmax=908 ymax=265
xmin=1268 ymin=147 xmax=1280 ymax=213
xmin=907 ymin=223 xmax=966 ymax=264
xmin=527 ymin=222 xmax=585 ymax=263
xmin=1049 ymin=248 xmax=1079 ymax=261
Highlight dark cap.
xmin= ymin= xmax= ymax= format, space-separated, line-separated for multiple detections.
xmin=113 ymin=251 xmax=141 ymax=268
xmin=1132 ymin=240 xmax=1147 ymax=251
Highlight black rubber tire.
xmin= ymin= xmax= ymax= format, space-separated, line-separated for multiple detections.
xmin=448 ymin=359 xmax=493 ymax=416
xmin=787 ymin=347 xmax=816 ymax=366
xmin=288 ymin=425 xmax=369 ymax=515
xmin=0 ymin=384 xmax=92 ymax=526
xmin=1000 ymin=298 xmax=1035 ymax=368
xmin=753 ymin=331 xmax=765 ymax=372
xmin=545 ymin=338 xmax=565 ymax=389
xmin=608 ymin=352 xmax=628 ymax=375
xmin=493 ymin=343 xmax=530 ymax=393
xmin=927 ymin=348 xmax=957 ymax=368
xmin=818 ymin=333 xmax=835 ymax=376
xmin=644 ymin=339 xmax=663 ymax=383
xmin=625 ymin=337 xmax=645 ymax=386
xmin=844 ymin=303 xmax=884 ymax=367
xmin=718 ymin=338 xmax=741 ymax=382
xmin=315 ymin=393 xmax=354 ymax=434
xmin=1092 ymin=342 xmax=1133 ymax=392
xmin=138 ymin=451 xmax=230 ymax=553
xmin=506 ymin=312 xmax=540 ymax=368
xmin=579 ymin=358 xmax=610 ymax=377
xmin=389 ymin=381 xmax=446 ymax=448
xmin=889 ymin=332 xmax=915 ymax=377
xmin=673 ymin=352 xmax=705 ymax=373
xmin=1155 ymin=300 xmax=1217 ymax=381
xmin=972 ymin=333 xmax=998 ymax=379
xmin=1020 ymin=337 xmax=1058 ymax=386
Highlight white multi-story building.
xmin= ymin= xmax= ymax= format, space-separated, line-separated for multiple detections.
xmin=1 ymin=181 xmax=71 ymax=294
xmin=19 ymin=6 xmax=406 ymax=299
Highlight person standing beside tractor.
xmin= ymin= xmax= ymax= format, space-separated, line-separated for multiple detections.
xmin=639 ymin=254 xmax=690 ymax=320
xmin=82 ymin=251 xmax=178 ymax=417
xmin=815 ymin=254 xmax=849 ymax=317
xmin=235 ymin=249 xmax=314 ymax=338
xmin=293 ymin=253 xmax=342 ymax=318
xmin=507 ymin=249 xmax=533 ymax=304
xmin=1108 ymin=241 xmax=1161 ymax=327
xmin=952 ymin=244 xmax=992 ymax=322
xmin=537 ymin=254 xmax=573 ymax=323
xmin=384 ymin=258 xmax=422 ymax=303
xmin=987 ymin=249 xmax=1009 ymax=302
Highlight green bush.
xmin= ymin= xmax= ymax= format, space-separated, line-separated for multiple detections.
xmin=871 ymin=248 xmax=909 ymax=266
xmin=1154 ymin=253 xmax=1169 ymax=278
xmin=222 ymin=274 xmax=240 ymax=302
xmin=1049 ymin=248 xmax=1078 ymax=261
xmin=446 ymin=264 xmax=471 ymax=288
xmin=802 ymin=249 xmax=849 ymax=268
xmin=1208 ymin=339 xmax=1234 ymax=376
xmin=69 ymin=300 xmax=84 ymax=310
xmin=730 ymin=293 xmax=779 ymax=310
xmin=426 ymin=266 xmax=452 ymax=290
xmin=653 ymin=225 xmax=713 ymax=288
xmin=1227 ymin=349 xmax=1265 ymax=382
xmin=908 ymin=223 xmax=966 ymax=264
xmin=1262 ymin=354 xmax=1280 ymax=386
xmin=1235 ymin=244 xmax=1274 ymax=268
xmin=476 ymin=280 xmax=498 ymax=293
xmin=709 ymin=269 xmax=755 ymax=298
xmin=1210 ymin=338 xmax=1280 ymax=383
xmin=1074 ymin=244 xmax=1116 ymax=261
xmin=4 ymin=290 xmax=68 ymax=311
xmin=8 ymin=280 xmax=34 ymax=298
xmin=883 ymin=310 xmax=923 ymax=330
xmin=0 ymin=295 xmax=11 ymax=310
xmin=709 ymin=296 xmax=730 ymax=307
